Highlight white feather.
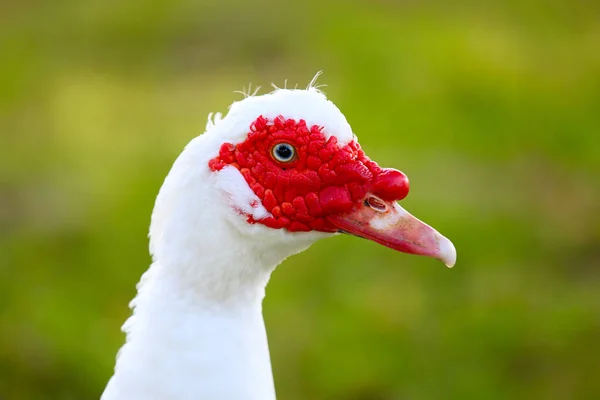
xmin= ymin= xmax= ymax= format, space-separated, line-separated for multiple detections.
xmin=215 ymin=166 xmax=271 ymax=221
xmin=102 ymin=88 xmax=341 ymax=400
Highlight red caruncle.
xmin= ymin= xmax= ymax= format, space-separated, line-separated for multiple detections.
xmin=208 ymin=116 xmax=410 ymax=232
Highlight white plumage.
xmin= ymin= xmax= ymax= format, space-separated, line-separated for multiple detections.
xmin=102 ymin=86 xmax=455 ymax=400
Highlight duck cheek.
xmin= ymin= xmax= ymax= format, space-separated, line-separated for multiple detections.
xmin=325 ymin=201 xmax=456 ymax=268
xmin=318 ymin=186 xmax=353 ymax=214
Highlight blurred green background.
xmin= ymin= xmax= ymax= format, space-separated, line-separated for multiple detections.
xmin=1 ymin=0 xmax=599 ymax=399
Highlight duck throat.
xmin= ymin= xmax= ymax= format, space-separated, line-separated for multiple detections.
xmin=104 ymin=206 xmax=284 ymax=400
xmin=102 ymin=255 xmax=277 ymax=400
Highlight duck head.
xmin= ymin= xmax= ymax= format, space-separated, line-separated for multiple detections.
xmin=151 ymin=86 xmax=456 ymax=271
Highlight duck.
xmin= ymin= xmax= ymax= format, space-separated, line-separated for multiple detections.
xmin=101 ymin=81 xmax=456 ymax=400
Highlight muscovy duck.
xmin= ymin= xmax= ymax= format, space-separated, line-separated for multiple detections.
xmin=101 ymin=83 xmax=456 ymax=400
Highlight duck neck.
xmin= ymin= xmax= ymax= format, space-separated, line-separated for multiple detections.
xmin=103 ymin=251 xmax=277 ymax=400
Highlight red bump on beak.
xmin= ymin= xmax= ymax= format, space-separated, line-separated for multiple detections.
xmin=371 ymin=168 xmax=410 ymax=201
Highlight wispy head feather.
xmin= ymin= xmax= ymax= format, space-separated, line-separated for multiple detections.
xmin=234 ymin=83 xmax=262 ymax=98
xmin=235 ymin=72 xmax=327 ymax=99
xmin=270 ymin=72 xmax=326 ymax=94
xmin=307 ymin=71 xmax=327 ymax=91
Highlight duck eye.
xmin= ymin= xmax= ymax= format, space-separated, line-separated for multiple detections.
xmin=271 ymin=143 xmax=296 ymax=163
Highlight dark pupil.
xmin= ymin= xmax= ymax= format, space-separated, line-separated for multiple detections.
xmin=276 ymin=144 xmax=292 ymax=160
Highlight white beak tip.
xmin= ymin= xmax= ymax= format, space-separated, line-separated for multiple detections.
xmin=438 ymin=236 xmax=457 ymax=268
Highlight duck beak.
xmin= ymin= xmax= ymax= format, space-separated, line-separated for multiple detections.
xmin=326 ymin=199 xmax=456 ymax=267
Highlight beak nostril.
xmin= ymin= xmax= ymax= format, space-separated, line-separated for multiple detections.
xmin=366 ymin=196 xmax=388 ymax=213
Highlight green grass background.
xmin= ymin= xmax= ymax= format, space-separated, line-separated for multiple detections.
xmin=1 ymin=1 xmax=599 ymax=399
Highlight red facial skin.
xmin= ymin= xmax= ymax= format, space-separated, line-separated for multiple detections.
xmin=208 ymin=115 xmax=410 ymax=233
